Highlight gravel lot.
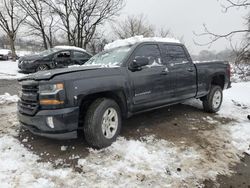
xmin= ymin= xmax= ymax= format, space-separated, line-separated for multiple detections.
xmin=0 ymin=79 xmax=20 ymax=95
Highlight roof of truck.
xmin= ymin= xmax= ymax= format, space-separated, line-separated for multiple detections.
xmin=104 ymin=35 xmax=180 ymax=50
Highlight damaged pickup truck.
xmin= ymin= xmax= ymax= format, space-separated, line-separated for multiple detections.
xmin=18 ymin=39 xmax=231 ymax=148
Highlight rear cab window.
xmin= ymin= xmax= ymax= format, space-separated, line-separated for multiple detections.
xmin=161 ymin=44 xmax=190 ymax=66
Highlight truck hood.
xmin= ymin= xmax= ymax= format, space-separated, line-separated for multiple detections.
xmin=18 ymin=65 xmax=103 ymax=81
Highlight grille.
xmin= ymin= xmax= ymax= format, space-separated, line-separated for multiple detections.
xmin=18 ymin=81 xmax=39 ymax=115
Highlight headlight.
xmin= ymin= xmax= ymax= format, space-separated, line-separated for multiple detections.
xmin=39 ymin=83 xmax=64 ymax=94
xmin=39 ymin=83 xmax=64 ymax=105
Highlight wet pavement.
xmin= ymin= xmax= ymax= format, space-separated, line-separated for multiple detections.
xmin=204 ymin=154 xmax=250 ymax=188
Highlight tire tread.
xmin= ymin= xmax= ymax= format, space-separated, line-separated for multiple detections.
xmin=203 ymin=85 xmax=223 ymax=113
xmin=83 ymin=98 xmax=121 ymax=148
xmin=84 ymin=98 xmax=105 ymax=148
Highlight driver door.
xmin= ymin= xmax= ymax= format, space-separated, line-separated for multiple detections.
xmin=127 ymin=44 xmax=167 ymax=111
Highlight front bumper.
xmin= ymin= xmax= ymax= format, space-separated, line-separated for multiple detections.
xmin=18 ymin=106 xmax=79 ymax=139
xmin=18 ymin=62 xmax=36 ymax=73
xmin=0 ymin=55 xmax=8 ymax=60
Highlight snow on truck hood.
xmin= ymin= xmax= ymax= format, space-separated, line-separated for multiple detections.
xmin=104 ymin=35 xmax=180 ymax=50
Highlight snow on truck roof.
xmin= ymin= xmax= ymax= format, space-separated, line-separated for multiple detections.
xmin=104 ymin=35 xmax=180 ymax=50
xmin=54 ymin=45 xmax=86 ymax=52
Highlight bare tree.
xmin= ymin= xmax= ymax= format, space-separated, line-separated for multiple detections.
xmin=0 ymin=35 xmax=4 ymax=48
xmin=157 ymin=27 xmax=171 ymax=38
xmin=87 ymin=32 xmax=109 ymax=54
xmin=16 ymin=0 xmax=58 ymax=49
xmin=43 ymin=0 xmax=73 ymax=46
xmin=221 ymin=0 xmax=250 ymax=11
xmin=194 ymin=0 xmax=250 ymax=64
xmin=0 ymin=0 xmax=26 ymax=60
xmin=44 ymin=0 xmax=124 ymax=49
xmin=113 ymin=14 xmax=155 ymax=39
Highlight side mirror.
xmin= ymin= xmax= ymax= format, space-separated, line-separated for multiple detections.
xmin=131 ymin=56 xmax=149 ymax=70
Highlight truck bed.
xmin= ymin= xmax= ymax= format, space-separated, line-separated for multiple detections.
xmin=194 ymin=61 xmax=230 ymax=97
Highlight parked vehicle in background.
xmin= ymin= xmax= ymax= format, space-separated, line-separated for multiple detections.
xmin=0 ymin=49 xmax=12 ymax=60
xmin=18 ymin=46 xmax=92 ymax=73
xmin=18 ymin=37 xmax=231 ymax=149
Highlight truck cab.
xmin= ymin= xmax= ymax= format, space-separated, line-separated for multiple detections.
xmin=18 ymin=38 xmax=231 ymax=148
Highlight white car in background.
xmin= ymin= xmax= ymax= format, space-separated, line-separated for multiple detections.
xmin=0 ymin=49 xmax=12 ymax=60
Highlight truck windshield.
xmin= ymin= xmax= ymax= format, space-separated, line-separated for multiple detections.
xmin=85 ymin=46 xmax=132 ymax=67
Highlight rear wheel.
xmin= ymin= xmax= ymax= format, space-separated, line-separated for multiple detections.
xmin=202 ymin=85 xmax=223 ymax=113
xmin=36 ymin=64 xmax=49 ymax=72
xmin=83 ymin=98 xmax=121 ymax=149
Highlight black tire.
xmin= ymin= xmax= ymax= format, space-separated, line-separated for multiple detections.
xmin=202 ymin=85 xmax=223 ymax=113
xmin=83 ymin=98 xmax=122 ymax=149
xmin=36 ymin=64 xmax=49 ymax=72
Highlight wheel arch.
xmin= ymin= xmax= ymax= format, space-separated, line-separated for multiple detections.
xmin=78 ymin=90 xmax=128 ymax=126
xmin=210 ymin=73 xmax=225 ymax=90
xmin=36 ymin=63 xmax=50 ymax=71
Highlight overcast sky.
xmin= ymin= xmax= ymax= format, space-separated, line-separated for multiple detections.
xmin=119 ymin=0 xmax=249 ymax=54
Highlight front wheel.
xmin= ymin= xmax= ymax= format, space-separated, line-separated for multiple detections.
xmin=202 ymin=85 xmax=223 ymax=113
xmin=83 ymin=98 xmax=121 ymax=149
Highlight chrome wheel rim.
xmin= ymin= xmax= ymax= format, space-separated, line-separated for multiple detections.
xmin=101 ymin=108 xmax=118 ymax=139
xmin=212 ymin=90 xmax=222 ymax=109
xmin=37 ymin=65 xmax=48 ymax=71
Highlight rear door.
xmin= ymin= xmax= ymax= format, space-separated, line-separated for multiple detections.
xmin=127 ymin=44 xmax=168 ymax=111
xmin=161 ymin=44 xmax=196 ymax=100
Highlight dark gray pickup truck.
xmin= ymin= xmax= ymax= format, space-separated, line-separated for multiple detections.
xmin=18 ymin=41 xmax=231 ymax=148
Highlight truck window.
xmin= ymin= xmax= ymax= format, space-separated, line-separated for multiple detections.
xmin=134 ymin=44 xmax=162 ymax=66
xmin=162 ymin=45 xmax=189 ymax=65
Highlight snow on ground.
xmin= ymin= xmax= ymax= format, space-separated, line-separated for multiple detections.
xmin=0 ymin=60 xmax=25 ymax=79
xmin=0 ymin=93 xmax=19 ymax=105
xmin=17 ymin=50 xmax=34 ymax=57
xmin=221 ymin=83 xmax=250 ymax=154
xmin=104 ymin=35 xmax=180 ymax=50
xmin=185 ymin=82 xmax=250 ymax=155
xmin=0 ymin=82 xmax=250 ymax=187
xmin=0 ymin=49 xmax=11 ymax=55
